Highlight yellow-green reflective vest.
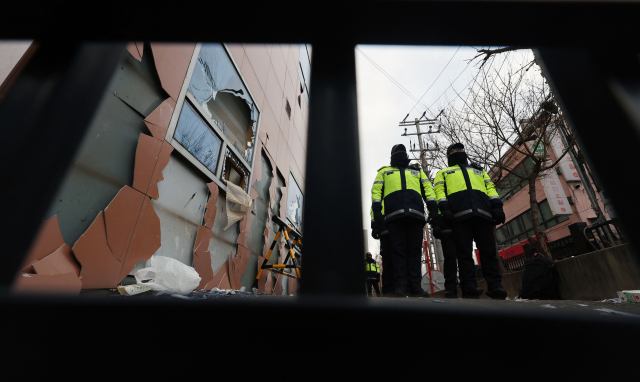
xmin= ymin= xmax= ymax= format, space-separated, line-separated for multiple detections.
xmin=433 ymin=164 xmax=502 ymax=223
xmin=371 ymin=163 xmax=438 ymax=225
xmin=365 ymin=262 xmax=379 ymax=273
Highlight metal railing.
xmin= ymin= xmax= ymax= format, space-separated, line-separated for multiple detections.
xmin=584 ymin=219 xmax=625 ymax=251
xmin=503 ymin=253 xmax=526 ymax=272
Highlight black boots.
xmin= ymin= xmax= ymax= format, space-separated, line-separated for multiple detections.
xmin=394 ymin=284 xmax=408 ymax=297
xmin=410 ymin=283 xmax=429 ymax=298
xmin=486 ymin=288 xmax=508 ymax=300
xmin=444 ymin=290 xmax=458 ymax=298
xmin=461 ymin=286 xmax=484 ymax=299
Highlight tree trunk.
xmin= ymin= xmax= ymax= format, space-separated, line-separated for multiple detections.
xmin=528 ymin=171 xmax=550 ymax=257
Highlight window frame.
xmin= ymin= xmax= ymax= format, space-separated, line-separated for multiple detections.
xmin=286 ymin=171 xmax=304 ymax=231
xmin=496 ymin=199 xmax=571 ymax=247
xmin=165 ymin=43 xmax=262 ymax=192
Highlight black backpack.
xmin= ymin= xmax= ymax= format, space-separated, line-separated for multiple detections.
xmin=518 ymin=257 xmax=560 ymax=300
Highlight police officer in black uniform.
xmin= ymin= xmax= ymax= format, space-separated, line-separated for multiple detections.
xmin=371 ymin=213 xmax=394 ymax=296
xmin=431 ymin=214 xmax=459 ymax=298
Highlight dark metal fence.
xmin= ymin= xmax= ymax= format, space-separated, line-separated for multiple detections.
xmin=585 ymin=220 xmax=625 ymax=251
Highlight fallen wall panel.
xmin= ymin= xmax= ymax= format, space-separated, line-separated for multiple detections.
xmin=31 ymin=244 xmax=80 ymax=277
xmin=104 ymin=186 xmax=146 ymax=262
xmin=118 ymin=197 xmax=161 ymax=280
xmin=193 ymin=225 xmax=214 ymax=290
xmin=72 ymin=212 xmax=122 ymax=289
xmin=19 ymin=216 xmax=65 ymax=271
xmin=12 ymin=272 xmax=81 ymax=295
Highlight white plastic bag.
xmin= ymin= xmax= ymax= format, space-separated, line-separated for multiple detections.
xmin=134 ymin=256 xmax=201 ymax=295
xmin=225 ymin=181 xmax=253 ymax=229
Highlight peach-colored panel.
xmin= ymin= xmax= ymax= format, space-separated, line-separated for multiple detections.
xmin=260 ymin=102 xmax=280 ymax=158
xmin=244 ymin=44 xmax=270 ymax=92
xmin=32 ymin=244 xmax=80 ymax=277
xmin=144 ymin=97 xmax=176 ymax=139
xmin=226 ymin=43 xmax=245 ymax=68
xmin=127 ymin=42 xmax=142 ymax=62
xmin=263 ymin=271 xmax=274 ymax=294
xmin=12 ymin=272 xmax=81 ymax=295
xmin=276 ymin=130 xmax=291 ymax=176
xmin=287 ymin=44 xmax=300 ymax=77
xmin=239 ymin=57 xmax=265 ymax=112
xmin=257 ymin=256 xmax=268 ymax=293
xmin=288 ymin=276 xmax=298 ymax=296
xmin=148 ymin=141 xmax=174 ymax=200
xmin=501 ymin=178 xmax=546 ymax=223
xmin=133 ymin=133 xmax=163 ymax=197
xmin=279 ymin=187 xmax=288 ymax=221
xmin=72 ymin=212 xmax=122 ymax=289
xmin=273 ymin=274 xmax=283 ymax=295
xmin=203 ymin=182 xmax=219 ymax=229
xmin=290 ymin=128 xmax=306 ymax=182
xmin=270 ymin=46 xmax=287 ymax=92
xmin=265 ymin=65 xmax=284 ymax=128
xmin=150 ymin=43 xmax=196 ymax=101
xmin=205 ymin=260 xmax=229 ymax=290
xmin=262 ymin=226 xmax=271 ymax=258
xmin=20 ymin=216 xmax=65 ymax=271
xmin=104 ymin=186 xmax=145 ymax=262
xmin=193 ymin=225 xmax=214 ymax=289
xmin=135 ymin=42 xmax=144 ymax=59
xmin=228 ymin=251 xmax=240 ymax=290
xmin=280 ymin=44 xmax=291 ymax=69
xmin=119 ymin=196 xmax=162 ymax=280
xmin=283 ymin=71 xmax=296 ymax=121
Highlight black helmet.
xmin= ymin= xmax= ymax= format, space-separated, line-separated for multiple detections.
xmin=446 ymin=143 xmax=465 ymax=157
xmin=366 ymin=252 xmax=373 ymax=258
xmin=391 ymin=144 xmax=406 ymax=155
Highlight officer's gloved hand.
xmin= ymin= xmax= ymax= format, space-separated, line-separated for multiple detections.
xmin=371 ymin=226 xmax=379 ymax=240
xmin=432 ymin=225 xmax=443 ymax=239
xmin=441 ymin=209 xmax=454 ymax=225
xmin=492 ymin=206 xmax=506 ymax=225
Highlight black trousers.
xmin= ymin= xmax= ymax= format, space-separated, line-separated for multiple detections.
xmin=440 ymin=225 xmax=458 ymax=292
xmin=387 ymin=217 xmax=425 ymax=287
xmin=379 ymin=234 xmax=394 ymax=293
xmin=366 ymin=279 xmax=381 ymax=296
xmin=452 ymin=217 xmax=503 ymax=290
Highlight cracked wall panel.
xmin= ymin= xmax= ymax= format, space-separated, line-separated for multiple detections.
xmin=256 ymin=255 xmax=267 ymax=292
xmin=263 ymin=271 xmax=274 ymax=294
xmin=127 ymin=42 xmax=142 ymax=62
xmin=12 ymin=272 xmax=82 ymax=295
xmin=148 ymin=141 xmax=174 ymax=200
xmin=19 ymin=216 xmax=65 ymax=271
xmin=72 ymin=212 xmax=122 ymax=289
xmin=228 ymin=251 xmax=241 ymax=290
xmin=31 ymin=244 xmax=80 ymax=277
xmin=112 ymin=51 xmax=168 ymax=117
xmin=144 ymin=97 xmax=176 ymax=140
xmin=150 ymin=43 xmax=196 ymax=101
xmin=119 ymin=197 xmax=162 ymax=280
xmin=193 ymin=225 xmax=214 ymax=290
xmin=288 ymin=276 xmax=298 ymax=296
xmin=45 ymin=83 xmax=151 ymax=245
xmin=135 ymin=42 xmax=144 ymax=60
xmin=147 ymin=154 xmax=208 ymax=272
xmin=209 ymin=191 xmax=239 ymax=279
xmin=273 ymin=274 xmax=283 ymax=295
xmin=133 ymin=133 xmax=163 ymax=196
xmin=104 ymin=186 xmax=146 ymax=262
xmin=203 ymin=182 xmax=219 ymax=229
xmin=205 ymin=260 xmax=231 ymax=290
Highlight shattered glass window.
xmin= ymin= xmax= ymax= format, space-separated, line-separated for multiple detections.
xmin=286 ymin=173 xmax=304 ymax=230
xmin=188 ymin=43 xmax=259 ymax=164
xmin=174 ymin=101 xmax=222 ymax=174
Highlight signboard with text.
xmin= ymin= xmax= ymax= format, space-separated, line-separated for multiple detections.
xmin=541 ymin=160 xmax=573 ymax=215
xmin=550 ymin=133 xmax=581 ymax=182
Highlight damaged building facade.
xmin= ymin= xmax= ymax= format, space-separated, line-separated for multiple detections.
xmin=9 ymin=42 xmax=311 ymax=295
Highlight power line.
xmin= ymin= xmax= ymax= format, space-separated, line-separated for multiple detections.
xmin=355 ymin=47 xmax=431 ymax=112
xmin=408 ymin=46 xmax=461 ymax=117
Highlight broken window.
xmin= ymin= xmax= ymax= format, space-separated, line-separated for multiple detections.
xmin=188 ymin=43 xmax=258 ymax=164
xmin=286 ymin=173 xmax=304 ymax=230
xmin=298 ymin=44 xmax=312 ymax=104
xmin=174 ymin=101 xmax=223 ymax=174
xmin=222 ymin=148 xmax=250 ymax=192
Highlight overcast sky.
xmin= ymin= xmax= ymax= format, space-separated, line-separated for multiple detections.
xmin=355 ymin=45 xmax=532 ymax=255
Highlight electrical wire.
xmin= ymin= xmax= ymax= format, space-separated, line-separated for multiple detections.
xmin=408 ymin=46 xmax=461 ymax=117
xmin=355 ymin=47 xmax=432 ymax=112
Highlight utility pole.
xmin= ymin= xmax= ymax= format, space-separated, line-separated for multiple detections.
xmin=399 ymin=113 xmax=444 ymax=272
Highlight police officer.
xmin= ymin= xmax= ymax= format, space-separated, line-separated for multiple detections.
xmin=433 ymin=143 xmax=507 ymax=299
xmin=371 ymin=208 xmax=395 ymax=296
xmin=430 ymin=213 xmax=459 ymax=298
xmin=371 ymin=144 xmax=438 ymax=297
xmin=364 ymin=252 xmax=381 ymax=297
